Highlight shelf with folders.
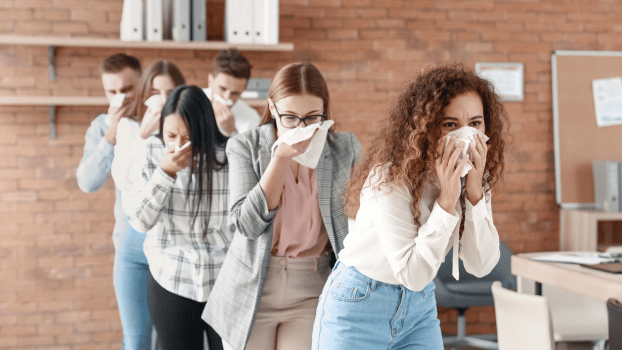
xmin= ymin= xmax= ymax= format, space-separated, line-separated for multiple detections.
xmin=0 ymin=35 xmax=293 ymax=81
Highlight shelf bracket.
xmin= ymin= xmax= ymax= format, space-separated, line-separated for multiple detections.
xmin=49 ymin=105 xmax=56 ymax=139
xmin=48 ymin=45 xmax=56 ymax=81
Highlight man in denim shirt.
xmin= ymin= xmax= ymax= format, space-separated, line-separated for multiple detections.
xmin=76 ymin=53 xmax=141 ymax=252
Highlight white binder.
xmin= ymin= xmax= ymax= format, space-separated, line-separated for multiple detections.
xmin=253 ymin=0 xmax=278 ymax=44
xmin=146 ymin=0 xmax=163 ymax=41
xmin=225 ymin=0 xmax=252 ymax=44
xmin=120 ymin=0 xmax=144 ymax=41
xmin=191 ymin=0 xmax=206 ymax=41
xmin=172 ymin=0 xmax=190 ymax=41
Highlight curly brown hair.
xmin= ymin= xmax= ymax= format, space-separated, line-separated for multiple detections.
xmin=346 ymin=63 xmax=509 ymax=226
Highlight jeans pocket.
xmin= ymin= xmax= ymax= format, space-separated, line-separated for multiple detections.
xmin=326 ymin=268 xmax=371 ymax=302
xmin=421 ymin=282 xmax=436 ymax=299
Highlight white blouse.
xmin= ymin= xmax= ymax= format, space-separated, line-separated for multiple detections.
xmin=111 ymin=118 xmax=146 ymax=216
xmin=338 ymin=164 xmax=500 ymax=292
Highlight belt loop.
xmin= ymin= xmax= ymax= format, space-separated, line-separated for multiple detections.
xmin=314 ymin=257 xmax=319 ymax=271
xmin=370 ymin=279 xmax=377 ymax=291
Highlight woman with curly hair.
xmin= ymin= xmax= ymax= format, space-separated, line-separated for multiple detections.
xmin=312 ymin=64 xmax=508 ymax=350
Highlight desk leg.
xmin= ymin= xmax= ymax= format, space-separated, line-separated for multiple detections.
xmin=535 ymin=282 xmax=542 ymax=296
xmin=516 ymin=275 xmax=536 ymax=295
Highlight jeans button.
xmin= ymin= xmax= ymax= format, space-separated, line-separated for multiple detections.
xmin=279 ymin=259 xmax=286 ymax=267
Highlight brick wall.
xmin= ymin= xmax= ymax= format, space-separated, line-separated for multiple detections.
xmin=2 ymin=0 xmax=621 ymax=348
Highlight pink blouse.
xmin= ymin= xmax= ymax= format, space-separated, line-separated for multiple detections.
xmin=271 ymin=165 xmax=330 ymax=258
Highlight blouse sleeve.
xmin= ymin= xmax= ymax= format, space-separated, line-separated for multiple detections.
xmin=369 ymin=177 xmax=460 ymax=291
xmin=458 ymin=192 xmax=500 ymax=277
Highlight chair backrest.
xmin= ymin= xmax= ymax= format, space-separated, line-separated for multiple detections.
xmin=608 ymin=298 xmax=622 ymax=350
xmin=491 ymin=281 xmax=556 ymax=350
xmin=436 ymin=240 xmax=516 ymax=289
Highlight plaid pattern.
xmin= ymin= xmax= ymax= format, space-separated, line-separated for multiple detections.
xmin=203 ymin=123 xmax=362 ymax=350
xmin=127 ymin=136 xmax=232 ymax=302
xmin=76 ymin=113 xmax=129 ymax=251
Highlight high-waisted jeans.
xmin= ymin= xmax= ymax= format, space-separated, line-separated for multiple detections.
xmin=312 ymin=261 xmax=443 ymax=350
xmin=113 ymin=226 xmax=152 ymax=350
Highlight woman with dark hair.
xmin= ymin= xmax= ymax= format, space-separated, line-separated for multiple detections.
xmin=312 ymin=64 xmax=509 ymax=349
xmin=110 ymin=59 xmax=186 ymax=350
xmin=203 ymin=63 xmax=362 ymax=350
xmin=125 ymin=85 xmax=228 ymax=350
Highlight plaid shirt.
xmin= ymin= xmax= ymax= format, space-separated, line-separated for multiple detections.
xmin=126 ymin=136 xmax=232 ymax=302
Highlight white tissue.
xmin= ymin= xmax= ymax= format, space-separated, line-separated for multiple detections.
xmin=271 ymin=120 xmax=335 ymax=169
xmin=144 ymin=94 xmax=164 ymax=109
xmin=444 ymin=126 xmax=489 ymax=177
xmin=168 ymin=141 xmax=191 ymax=152
xmin=110 ymin=93 xmax=126 ymax=107
xmin=214 ymin=94 xmax=233 ymax=107
xmin=105 ymin=93 xmax=127 ymax=125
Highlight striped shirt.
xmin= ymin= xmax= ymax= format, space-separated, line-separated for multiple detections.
xmin=126 ymin=136 xmax=233 ymax=302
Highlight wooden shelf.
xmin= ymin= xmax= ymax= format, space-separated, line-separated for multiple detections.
xmin=0 ymin=96 xmax=108 ymax=106
xmin=0 ymin=96 xmax=265 ymax=108
xmin=0 ymin=35 xmax=294 ymax=52
xmin=0 ymin=35 xmax=278 ymax=138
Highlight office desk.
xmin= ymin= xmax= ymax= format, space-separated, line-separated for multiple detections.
xmin=511 ymin=252 xmax=622 ymax=302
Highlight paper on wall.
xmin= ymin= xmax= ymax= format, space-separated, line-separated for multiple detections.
xmin=592 ymin=77 xmax=622 ymax=127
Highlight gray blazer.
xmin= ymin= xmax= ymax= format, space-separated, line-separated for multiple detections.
xmin=203 ymin=123 xmax=362 ymax=350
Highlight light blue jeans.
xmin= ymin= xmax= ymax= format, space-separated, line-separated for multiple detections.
xmin=312 ymin=261 xmax=443 ymax=350
xmin=113 ymin=226 xmax=153 ymax=350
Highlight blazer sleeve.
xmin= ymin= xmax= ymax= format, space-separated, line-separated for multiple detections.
xmin=226 ymin=135 xmax=277 ymax=240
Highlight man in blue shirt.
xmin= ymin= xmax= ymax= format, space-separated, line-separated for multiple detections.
xmin=76 ymin=53 xmax=141 ymax=252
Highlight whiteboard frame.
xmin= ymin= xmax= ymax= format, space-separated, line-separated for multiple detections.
xmin=552 ymin=50 xmax=622 ymax=209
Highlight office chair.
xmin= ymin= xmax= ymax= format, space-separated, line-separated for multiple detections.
xmin=434 ymin=241 xmax=515 ymax=350
xmin=491 ymin=281 xmax=556 ymax=350
xmin=608 ymin=298 xmax=622 ymax=350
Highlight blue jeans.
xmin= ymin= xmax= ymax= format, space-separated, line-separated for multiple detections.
xmin=312 ymin=261 xmax=443 ymax=350
xmin=113 ymin=226 xmax=153 ymax=350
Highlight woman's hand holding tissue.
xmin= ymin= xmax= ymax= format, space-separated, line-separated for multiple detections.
xmin=435 ymin=135 xmax=470 ymax=214
xmin=260 ymin=130 xmax=318 ymax=211
xmin=160 ymin=142 xmax=191 ymax=179
xmin=272 ymin=130 xmax=317 ymax=161
xmin=464 ymin=133 xmax=488 ymax=205
xmin=140 ymin=95 xmax=164 ymax=139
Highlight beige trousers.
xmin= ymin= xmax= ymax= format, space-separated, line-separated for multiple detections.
xmin=223 ymin=254 xmax=331 ymax=350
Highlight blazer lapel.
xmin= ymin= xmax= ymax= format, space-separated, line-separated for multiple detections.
xmin=316 ymin=140 xmax=335 ymax=248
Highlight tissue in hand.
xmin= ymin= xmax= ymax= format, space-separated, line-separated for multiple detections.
xmin=105 ymin=93 xmax=127 ymax=125
xmin=110 ymin=93 xmax=126 ymax=107
xmin=444 ymin=126 xmax=489 ymax=177
xmin=271 ymin=120 xmax=335 ymax=169
xmin=214 ymin=94 xmax=234 ymax=107
xmin=168 ymin=141 xmax=191 ymax=152
xmin=144 ymin=94 xmax=164 ymax=109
